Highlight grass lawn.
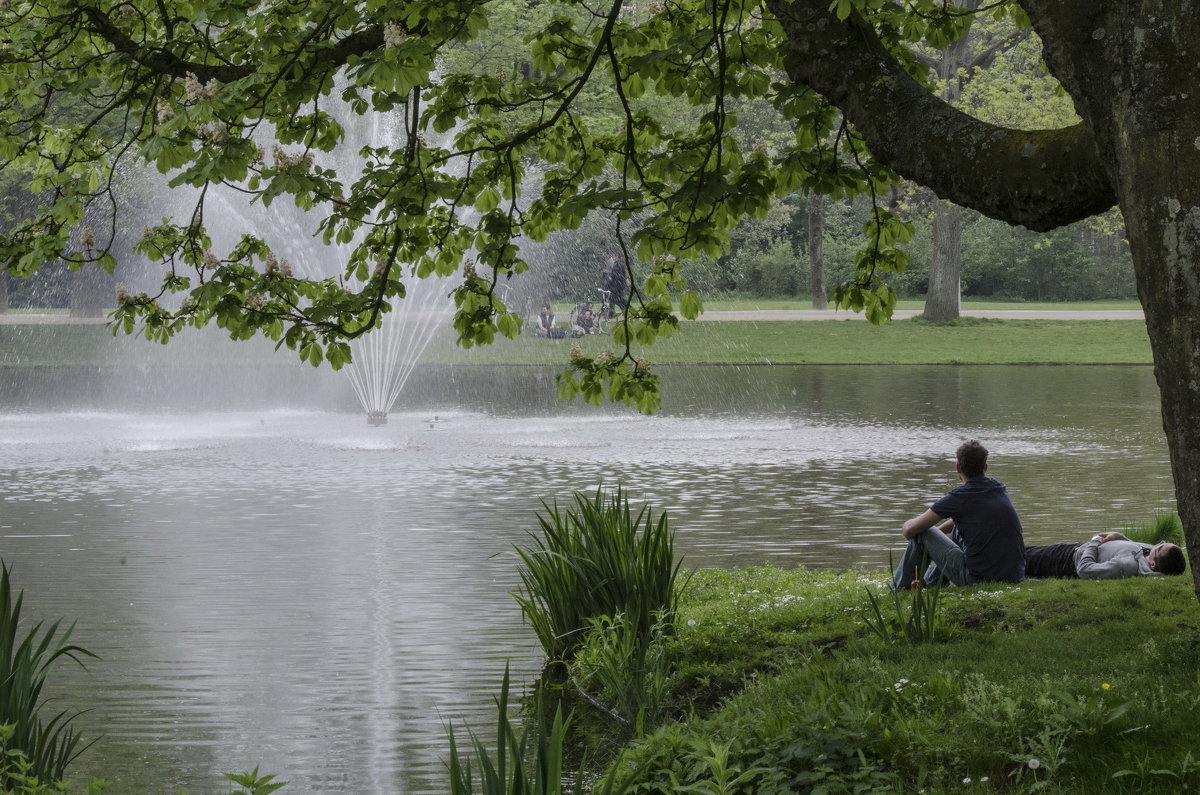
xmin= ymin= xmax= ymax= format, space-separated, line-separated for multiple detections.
xmin=0 ymin=316 xmax=1153 ymax=367
xmin=426 ymin=317 xmax=1152 ymax=365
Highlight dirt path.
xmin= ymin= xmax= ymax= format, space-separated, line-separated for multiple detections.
xmin=689 ymin=308 xmax=1145 ymax=321
xmin=0 ymin=308 xmax=1146 ymax=325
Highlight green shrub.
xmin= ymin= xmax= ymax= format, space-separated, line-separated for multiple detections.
xmin=513 ymin=488 xmax=685 ymax=663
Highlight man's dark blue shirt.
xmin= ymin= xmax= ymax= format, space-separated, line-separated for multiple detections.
xmin=930 ymin=475 xmax=1025 ymax=583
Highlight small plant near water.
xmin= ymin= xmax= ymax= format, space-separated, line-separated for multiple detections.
xmin=0 ymin=563 xmax=96 ymax=787
xmin=445 ymin=665 xmax=618 ymax=795
xmin=221 ymin=767 xmax=287 ymax=794
xmin=862 ymin=557 xmax=942 ymax=644
xmin=513 ymin=487 xmax=685 ymax=663
xmin=571 ymin=611 xmax=672 ymax=735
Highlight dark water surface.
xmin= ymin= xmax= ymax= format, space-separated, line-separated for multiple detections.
xmin=0 ymin=364 xmax=1172 ymax=793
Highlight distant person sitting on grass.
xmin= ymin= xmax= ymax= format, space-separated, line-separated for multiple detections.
xmin=892 ymin=439 xmax=1026 ymax=590
xmin=534 ymin=304 xmax=555 ymax=338
xmin=572 ymin=307 xmax=596 ymax=336
xmin=1024 ymin=533 xmax=1186 ymax=579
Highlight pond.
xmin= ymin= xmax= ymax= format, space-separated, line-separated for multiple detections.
xmin=0 ymin=361 xmax=1173 ymax=793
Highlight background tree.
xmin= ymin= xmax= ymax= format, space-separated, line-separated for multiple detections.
xmin=807 ymin=192 xmax=826 ymax=308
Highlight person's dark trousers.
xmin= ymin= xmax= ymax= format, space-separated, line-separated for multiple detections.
xmin=1024 ymin=542 xmax=1082 ymax=578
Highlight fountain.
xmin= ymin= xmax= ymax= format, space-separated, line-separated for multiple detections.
xmin=126 ymin=87 xmax=463 ymax=425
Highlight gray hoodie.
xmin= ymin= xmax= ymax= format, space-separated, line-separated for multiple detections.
xmin=1073 ymin=538 xmax=1157 ymax=579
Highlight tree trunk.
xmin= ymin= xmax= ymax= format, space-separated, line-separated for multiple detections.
xmin=922 ymin=8 xmax=976 ymax=321
xmin=807 ymin=193 xmax=827 ymax=309
xmin=924 ymin=201 xmax=962 ymax=321
xmin=0 ymin=272 xmax=7 ymax=314
xmin=1120 ymin=149 xmax=1200 ymax=594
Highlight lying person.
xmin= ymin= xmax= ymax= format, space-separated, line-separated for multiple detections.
xmin=1024 ymin=532 xmax=1186 ymax=579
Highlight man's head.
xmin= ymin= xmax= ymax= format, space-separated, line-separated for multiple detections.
xmin=542 ymin=304 xmax=551 ymax=312
xmin=1149 ymin=542 xmax=1187 ymax=575
xmin=956 ymin=439 xmax=989 ymax=479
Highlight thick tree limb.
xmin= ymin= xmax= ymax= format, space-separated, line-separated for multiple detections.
xmin=81 ymin=7 xmax=384 ymax=85
xmin=766 ymin=0 xmax=1116 ymax=231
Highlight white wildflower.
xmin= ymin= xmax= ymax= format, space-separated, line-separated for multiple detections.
xmin=1027 ymin=759 xmax=1041 ymax=770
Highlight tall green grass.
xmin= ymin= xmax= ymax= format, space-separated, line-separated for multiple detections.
xmin=513 ymin=488 xmax=685 ymax=664
xmin=1124 ymin=511 xmax=1185 ymax=546
xmin=0 ymin=563 xmax=96 ymax=786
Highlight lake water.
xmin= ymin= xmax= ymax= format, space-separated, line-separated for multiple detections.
xmin=0 ymin=362 xmax=1173 ymax=792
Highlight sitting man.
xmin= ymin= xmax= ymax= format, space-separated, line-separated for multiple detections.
xmin=1025 ymin=532 xmax=1186 ymax=579
xmin=892 ymin=439 xmax=1026 ymax=589
xmin=534 ymin=304 xmax=556 ymax=338
xmin=572 ymin=307 xmax=596 ymax=336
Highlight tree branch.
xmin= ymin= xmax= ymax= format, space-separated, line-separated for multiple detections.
xmin=766 ymin=0 xmax=1116 ymax=231
xmin=80 ymin=7 xmax=385 ymax=84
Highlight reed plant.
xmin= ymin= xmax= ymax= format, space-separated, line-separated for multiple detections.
xmin=513 ymin=487 xmax=684 ymax=663
xmin=0 ymin=563 xmax=96 ymax=785
xmin=862 ymin=580 xmax=943 ymax=644
xmin=446 ymin=665 xmax=617 ymax=795
xmin=571 ymin=611 xmax=671 ymax=735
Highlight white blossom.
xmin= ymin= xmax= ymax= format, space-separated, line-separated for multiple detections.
xmin=383 ymin=21 xmax=405 ymax=49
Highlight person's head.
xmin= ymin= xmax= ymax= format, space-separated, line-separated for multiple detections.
xmin=583 ymin=308 xmax=593 ymax=318
xmin=1148 ymin=542 xmax=1187 ymax=575
xmin=956 ymin=439 xmax=989 ymax=479
xmin=542 ymin=304 xmax=550 ymax=313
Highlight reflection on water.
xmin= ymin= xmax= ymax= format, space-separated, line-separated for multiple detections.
xmin=0 ymin=365 xmax=1172 ymax=793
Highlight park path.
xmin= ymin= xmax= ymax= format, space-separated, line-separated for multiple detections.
xmin=0 ymin=308 xmax=1145 ymax=325
xmin=689 ymin=308 xmax=1145 ymax=321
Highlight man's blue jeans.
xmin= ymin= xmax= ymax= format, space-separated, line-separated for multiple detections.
xmin=891 ymin=526 xmax=977 ymax=590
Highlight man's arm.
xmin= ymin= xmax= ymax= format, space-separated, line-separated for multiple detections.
xmin=902 ymin=509 xmax=944 ymax=539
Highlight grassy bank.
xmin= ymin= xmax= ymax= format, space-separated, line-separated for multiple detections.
xmin=595 ymin=564 xmax=1200 ymax=793
xmin=464 ymin=497 xmax=1195 ymax=795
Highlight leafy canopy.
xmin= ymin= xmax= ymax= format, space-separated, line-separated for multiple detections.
xmin=0 ymin=0 xmax=1030 ymax=411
